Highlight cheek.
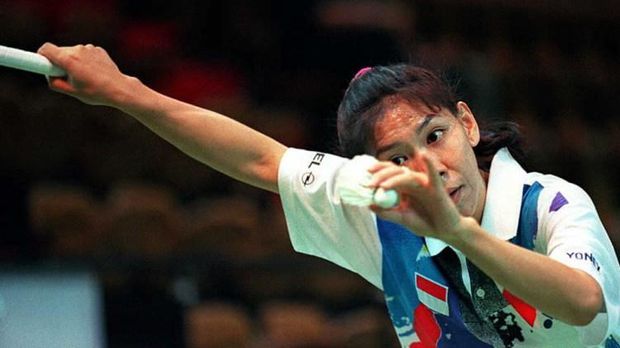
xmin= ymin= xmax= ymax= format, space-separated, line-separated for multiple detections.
xmin=444 ymin=136 xmax=477 ymax=174
xmin=464 ymin=157 xmax=484 ymax=209
xmin=463 ymin=159 xmax=481 ymax=194
xmin=454 ymin=147 xmax=482 ymax=194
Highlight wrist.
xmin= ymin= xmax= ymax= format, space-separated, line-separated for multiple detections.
xmin=441 ymin=216 xmax=480 ymax=249
xmin=112 ymin=75 xmax=144 ymax=111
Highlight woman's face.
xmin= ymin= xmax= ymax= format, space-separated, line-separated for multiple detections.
xmin=371 ymin=98 xmax=487 ymax=222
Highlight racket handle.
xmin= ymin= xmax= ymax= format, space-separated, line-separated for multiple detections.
xmin=0 ymin=45 xmax=66 ymax=77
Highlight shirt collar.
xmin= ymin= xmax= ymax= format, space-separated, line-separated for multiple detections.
xmin=425 ymin=148 xmax=527 ymax=256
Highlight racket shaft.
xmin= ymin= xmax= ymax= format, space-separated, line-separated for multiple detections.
xmin=0 ymin=45 xmax=66 ymax=76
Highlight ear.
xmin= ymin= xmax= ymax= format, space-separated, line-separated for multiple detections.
xmin=456 ymin=101 xmax=480 ymax=147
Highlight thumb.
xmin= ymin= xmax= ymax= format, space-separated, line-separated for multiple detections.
xmin=371 ymin=205 xmax=404 ymax=221
xmin=47 ymin=76 xmax=77 ymax=95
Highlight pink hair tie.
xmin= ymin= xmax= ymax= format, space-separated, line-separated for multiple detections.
xmin=352 ymin=66 xmax=372 ymax=80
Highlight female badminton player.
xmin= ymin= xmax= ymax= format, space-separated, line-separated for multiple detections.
xmin=36 ymin=43 xmax=619 ymax=348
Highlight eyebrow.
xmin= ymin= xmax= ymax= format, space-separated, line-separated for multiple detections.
xmin=374 ymin=114 xmax=436 ymax=157
xmin=416 ymin=114 xmax=436 ymax=135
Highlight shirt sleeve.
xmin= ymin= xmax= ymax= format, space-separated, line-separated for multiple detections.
xmin=277 ymin=148 xmax=384 ymax=289
xmin=536 ymin=181 xmax=620 ymax=346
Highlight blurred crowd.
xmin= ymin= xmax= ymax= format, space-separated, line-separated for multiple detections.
xmin=1 ymin=0 xmax=619 ymax=347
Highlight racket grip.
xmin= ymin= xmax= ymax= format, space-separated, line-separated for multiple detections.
xmin=0 ymin=45 xmax=66 ymax=76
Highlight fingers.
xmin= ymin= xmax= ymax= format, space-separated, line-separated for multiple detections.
xmin=38 ymin=42 xmax=98 ymax=70
xmin=35 ymin=42 xmax=122 ymax=106
xmin=367 ymin=151 xmax=444 ymax=194
xmin=37 ymin=43 xmax=72 ymax=93
xmin=37 ymin=42 xmax=66 ymax=67
xmin=37 ymin=42 xmax=59 ymax=56
xmin=380 ymin=170 xmax=428 ymax=191
xmin=420 ymin=152 xmax=444 ymax=189
xmin=37 ymin=42 xmax=98 ymax=94
xmin=366 ymin=164 xmax=406 ymax=186
xmin=367 ymin=162 xmax=428 ymax=191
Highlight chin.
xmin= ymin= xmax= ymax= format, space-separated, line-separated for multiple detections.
xmin=457 ymin=205 xmax=474 ymax=218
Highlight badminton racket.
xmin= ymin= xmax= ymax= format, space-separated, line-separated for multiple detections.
xmin=0 ymin=45 xmax=66 ymax=76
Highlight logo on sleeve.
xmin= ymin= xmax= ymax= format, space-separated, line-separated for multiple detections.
xmin=301 ymin=153 xmax=325 ymax=186
xmin=566 ymin=252 xmax=601 ymax=271
xmin=549 ymin=191 xmax=569 ymax=212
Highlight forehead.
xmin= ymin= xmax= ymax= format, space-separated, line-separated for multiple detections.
xmin=374 ymin=98 xmax=444 ymax=139
xmin=374 ymin=99 xmax=434 ymax=133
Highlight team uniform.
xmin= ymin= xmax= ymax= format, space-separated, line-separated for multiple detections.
xmin=277 ymin=147 xmax=620 ymax=348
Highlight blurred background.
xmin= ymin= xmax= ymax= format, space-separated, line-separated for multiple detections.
xmin=0 ymin=0 xmax=619 ymax=347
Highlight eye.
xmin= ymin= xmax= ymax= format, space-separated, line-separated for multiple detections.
xmin=390 ymin=155 xmax=408 ymax=166
xmin=427 ymin=129 xmax=445 ymax=144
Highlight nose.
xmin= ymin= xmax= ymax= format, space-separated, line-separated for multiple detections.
xmin=422 ymin=151 xmax=448 ymax=182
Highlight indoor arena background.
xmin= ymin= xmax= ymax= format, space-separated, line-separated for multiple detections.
xmin=0 ymin=1 xmax=619 ymax=347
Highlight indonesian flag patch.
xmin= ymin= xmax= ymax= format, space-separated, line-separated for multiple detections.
xmin=415 ymin=273 xmax=450 ymax=316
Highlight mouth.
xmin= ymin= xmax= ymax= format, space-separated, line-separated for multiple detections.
xmin=447 ymin=185 xmax=463 ymax=204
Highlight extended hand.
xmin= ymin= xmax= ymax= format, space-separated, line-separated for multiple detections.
xmin=37 ymin=43 xmax=132 ymax=107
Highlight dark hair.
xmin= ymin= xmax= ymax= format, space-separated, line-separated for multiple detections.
xmin=336 ymin=64 xmax=524 ymax=171
xmin=475 ymin=121 xmax=526 ymax=171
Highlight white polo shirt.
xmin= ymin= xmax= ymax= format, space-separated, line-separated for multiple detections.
xmin=277 ymin=147 xmax=620 ymax=347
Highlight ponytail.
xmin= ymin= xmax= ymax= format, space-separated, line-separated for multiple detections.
xmin=474 ymin=121 xmax=525 ymax=171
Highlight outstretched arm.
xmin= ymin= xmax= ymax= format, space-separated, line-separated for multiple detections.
xmin=37 ymin=43 xmax=287 ymax=193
